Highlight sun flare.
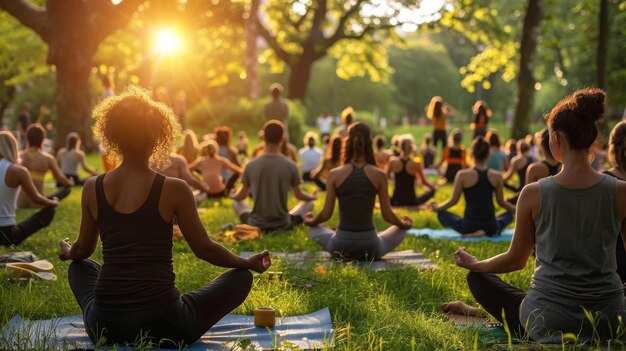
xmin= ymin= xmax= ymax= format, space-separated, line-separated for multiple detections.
xmin=154 ymin=28 xmax=183 ymax=55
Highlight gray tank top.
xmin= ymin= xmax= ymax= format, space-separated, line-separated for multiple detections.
xmin=60 ymin=149 xmax=80 ymax=176
xmin=520 ymin=175 xmax=625 ymax=342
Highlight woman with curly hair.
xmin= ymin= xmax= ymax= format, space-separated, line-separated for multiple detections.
xmin=59 ymin=86 xmax=271 ymax=348
xmin=305 ymin=122 xmax=412 ymax=260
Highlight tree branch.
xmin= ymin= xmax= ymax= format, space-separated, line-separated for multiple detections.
xmin=0 ymin=0 xmax=47 ymax=40
xmin=256 ymin=15 xmax=291 ymax=63
xmin=327 ymin=0 xmax=366 ymax=46
xmin=293 ymin=4 xmax=311 ymax=30
xmin=98 ymin=0 xmax=146 ymax=40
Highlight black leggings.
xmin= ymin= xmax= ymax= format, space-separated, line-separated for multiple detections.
xmin=302 ymin=172 xmax=327 ymax=191
xmin=467 ymin=271 xmax=526 ymax=336
xmin=49 ymin=186 xmax=71 ymax=201
xmin=0 ymin=206 xmax=55 ymax=246
xmin=68 ymin=259 xmax=253 ymax=348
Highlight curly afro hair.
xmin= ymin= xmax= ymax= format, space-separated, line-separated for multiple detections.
xmin=92 ymin=85 xmax=181 ymax=170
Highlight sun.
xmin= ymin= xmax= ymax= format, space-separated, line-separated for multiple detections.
xmin=154 ymin=28 xmax=183 ymax=55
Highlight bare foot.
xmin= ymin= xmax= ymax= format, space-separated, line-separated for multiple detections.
xmin=441 ymin=301 xmax=481 ymax=316
xmin=462 ymin=229 xmax=486 ymax=238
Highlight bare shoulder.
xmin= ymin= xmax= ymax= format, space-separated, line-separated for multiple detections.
xmin=518 ymin=182 xmax=540 ymax=203
xmin=487 ymin=168 xmax=503 ymax=180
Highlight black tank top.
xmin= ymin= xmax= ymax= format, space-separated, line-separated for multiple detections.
xmin=391 ymin=158 xmax=417 ymax=206
xmin=336 ymin=165 xmax=377 ymax=231
xmin=464 ymin=168 xmax=495 ymax=223
xmin=95 ymin=173 xmax=179 ymax=312
xmin=517 ymin=156 xmax=534 ymax=187
xmin=423 ymin=150 xmax=434 ymax=169
xmin=543 ymin=161 xmax=560 ymax=176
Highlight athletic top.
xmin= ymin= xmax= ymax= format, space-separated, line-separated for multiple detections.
xmin=603 ymin=170 xmax=625 ymax=256
xmin=60 ymin=149 xmax=80 ymax=176
xmin=391 ymin=159 xmax=416 ymax=206
xmin=542 ymin=161 xmax=560 ymax=176
xmin=463 ymin=168 xmax=495 ymax=226
xmin=443 ymin=146 xmax=465 ymax=166
xmin=336 ymin=165 xmax=377 ymax=232
xmin=487 ymin=150 xmax=506 ymax=171
xmin=517 ymin=156 xmax=534 ymax=188
xmin=430 ymin=116 xmax=447 ymax=131
xmin=422 ymin=149 xmax=435 ymax=169
xmin=95 ymin=173 xmax=179 ymax=312
xmin=0 ymin=159 xmax=18 ymax=226
xmin=521 ymin=175 xmax=625 ymax=342
xmin=22 ymin=150 xmax=46 ymax=182
xmin=473 ymin=114 xmax=488 ymax=130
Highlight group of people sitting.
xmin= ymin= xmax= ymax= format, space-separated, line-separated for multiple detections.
xmin=0 ymin=85 xmax=624 ymax=347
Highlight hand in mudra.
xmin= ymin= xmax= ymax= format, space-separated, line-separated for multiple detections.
xmin=454 ymin=247 xmax=478 ymax=270
xmin=247 ymin=250 xmax=271 ymax=273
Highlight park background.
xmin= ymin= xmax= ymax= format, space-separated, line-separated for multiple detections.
xmin=1 ymin=0 xmax=626 ymax=350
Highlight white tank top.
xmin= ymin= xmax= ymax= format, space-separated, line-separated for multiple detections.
xmin=61 ymin=149 xmax=80 ymax=176
xmin=0 ymin=159 xmax=18 ymax=226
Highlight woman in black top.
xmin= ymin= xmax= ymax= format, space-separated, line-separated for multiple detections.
xmin=526 ymin=129 xmax=561 ymax=184
xmin=304 ymin=123 xmax=412 ymax=260
xmin=432 ymin=137 xmax=516 ymax=237
xmin=59 ymin=87 xmax=271 ymax=348
xmin=387 ymin=136 xmax=436 ymax=207
xmin=605 ymin=121 xmax=626 ymax=283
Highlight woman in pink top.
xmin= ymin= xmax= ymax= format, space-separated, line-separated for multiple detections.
xmin=189 ymin=140 xmax=243 ymax=198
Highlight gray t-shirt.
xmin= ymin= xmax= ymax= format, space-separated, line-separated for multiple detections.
xmin=242 ymin=154 xmax=300 ymax=229
xmin=520 ymin=175 xmax=625 ymax=342
xmin=264 ymin=99 xmax=289 ymax=123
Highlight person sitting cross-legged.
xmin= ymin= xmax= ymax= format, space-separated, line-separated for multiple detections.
xmin=387 ymin=136 xmax=436 ymax=207
xmin=59 ymin=87 xmax=271 ymax=348
xmin=231 ymin=120 xmax=317 ymax=232
xmin=432 ymin=136 xmax=516 ymax=237
xmin=304 ymin=122 xmax=412 ymax=261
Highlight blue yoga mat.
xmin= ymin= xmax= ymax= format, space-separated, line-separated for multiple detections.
xmin=408 ymin=228 xmax=514 ymax=242
xmin=1 ymin=308 xmax=333 ymax=350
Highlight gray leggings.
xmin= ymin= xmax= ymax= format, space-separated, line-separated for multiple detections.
xmin=68 ymin=259 xmax=253 ymax=348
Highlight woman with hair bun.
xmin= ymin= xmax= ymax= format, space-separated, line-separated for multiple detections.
xmin=431 ymin=136 xmax=515 ymax=237
xmin=59 ymin=86 xmax=270 ymax=348
xmin=304 ymin=122 xmax=412 ymax=261
xmin=443 ymin=88 xmax=626 ymax=343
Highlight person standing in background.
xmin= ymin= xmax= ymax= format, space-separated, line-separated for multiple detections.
xmin=264 ymin=83 xmax=289 ymax=140
xmin=16 ymin=103 xmax=32 ymax=150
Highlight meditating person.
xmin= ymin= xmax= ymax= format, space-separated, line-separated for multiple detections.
xmin=177 ymin=129 xmax=200 ymax=164
xmin=18 ymin=124 xmax=72 ymax=208
xmin=442 ymin=88 xmax=626 ymax=343
xmin=502 ymin=140 xmax=534 ymax=192
xmin=161 ymin=154 xmax=211 ymax=203
xmin=421 ymin=134 xmax=436 ymax=170
xmin=387 ymin=136 xmax=436 ymax=207
xmin=189 ymin=140 xmax=243 ymax=198
xmin=235 ymin=131 xmax=249 ymax=158
xmin=0 ymin=131 xmax=58 ymax=246
xmin=604 ymin=121 xmax=626 ymax=283
xmin=310 ymin=135 xmax=343 ymax=189
xmin=231 ymin=120 xmax=316 ymax=232
xmin=59 ymin=87 xmax=270 ymax=348
xmin=525 ymin=129 xmax=561 ymax=184
xmin=373 ymin=135 xmax=391 ymax=170
xmin=432 ymin=136 xmax=515 ymax=237
xmin=437 ymin=129 xmax=466 ymax=184
xmin=470 ymin=100 xmax=491 ymax=139
xmin=56 ymin=132 xmax=99 ymax=185
xmin=304 ymin=122 xmax=412 ymax=260
xmin=486 ymin=130 xmax=507 ymax=171
xmin=299 ymin=132 xmax=325 ymax=190
xmin=504 ymin=139 xmax=517 ymax=166
xmin=334 ymin=107 xmax=354 ymax=139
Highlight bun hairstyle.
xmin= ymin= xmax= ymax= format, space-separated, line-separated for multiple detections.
xmin=472 ymin=136 xmax=490 ymax=162
xmin=201 ymin=139 xmax=218 ymax=158
xmin=342 ymin=122 xmax=375 ymax=166
xmin=545 ymin=88 xmax=606 ymax=150
xmin=608 ymin=121 xmax=626 ymax=171
xmin=373 ymin=135 xmax=386 ymax=150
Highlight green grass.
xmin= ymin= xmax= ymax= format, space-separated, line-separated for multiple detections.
xmin=0 ymin=153 xmax=621 ymax=350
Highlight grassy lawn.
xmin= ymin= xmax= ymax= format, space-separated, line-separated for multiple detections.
xmin=0 ymin=151 xmax=617 ymax=350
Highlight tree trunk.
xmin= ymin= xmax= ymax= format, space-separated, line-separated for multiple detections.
xmin=512 ymin=0 xmax=543 ymax=139
xmin=53 ymin=54 xmax=94 ymax=152
xmin=245 ymin=0 xmax=260 ymax=100
xmin=287 ymin=59 xmax=314 ymax=101
xmin=596 ymin=0 xmax=610 ymax=141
